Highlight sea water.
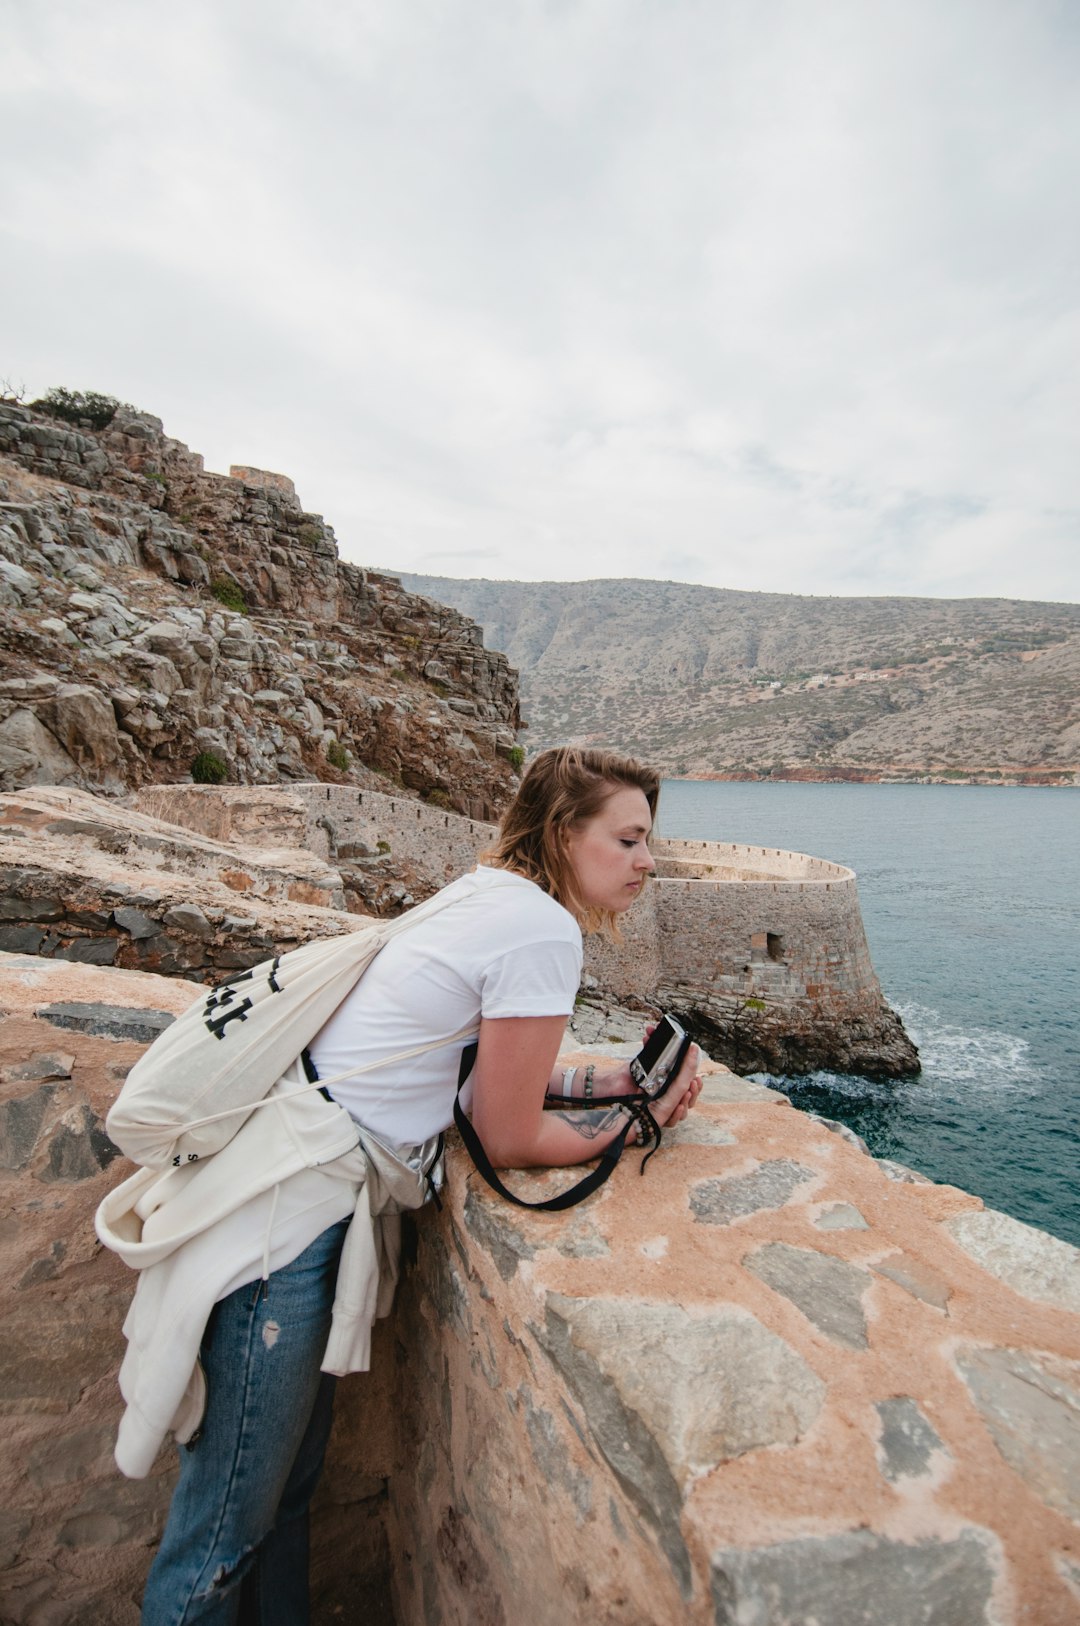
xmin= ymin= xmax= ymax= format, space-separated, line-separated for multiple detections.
xmin=658 ymin=780 xmax=1080 ymax=1248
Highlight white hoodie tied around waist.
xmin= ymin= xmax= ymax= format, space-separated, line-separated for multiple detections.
xmin=95 ymin=1057 xmax=437 ymax=1479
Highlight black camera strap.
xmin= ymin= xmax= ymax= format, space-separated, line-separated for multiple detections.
xmin=452 ymin=1044 xmax=662 ymax=1212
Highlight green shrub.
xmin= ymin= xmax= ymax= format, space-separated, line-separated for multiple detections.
xmin=326 ymin=740 xmax=349 ymax=772
xmin=30 ymin=387 xmax=119 ymax=430
xmin=426 ymin=788 xmax=452 ymax=810
xmin=376 ymin=839 xmax=391 ymax=855
xmin=191 ymin=750 xmax=227 ymax=784
xmin=210 ymin=576 xmax=248 ymax=614
xmin=508 ymin=744 xmax=525 ymax=772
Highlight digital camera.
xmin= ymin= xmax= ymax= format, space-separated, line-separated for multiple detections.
xmin=629 ymin=1014 xmax=691 ymax=1098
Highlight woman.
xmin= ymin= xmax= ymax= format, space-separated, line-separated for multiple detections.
xmin=135 ymin=746 xmax=702 ymax=1624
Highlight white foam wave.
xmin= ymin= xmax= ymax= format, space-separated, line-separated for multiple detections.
xmin=894 ymin=1003 xmax=1040 ymax=1092
xmin=750 ymin=1002 xmax=1043 ymax=1101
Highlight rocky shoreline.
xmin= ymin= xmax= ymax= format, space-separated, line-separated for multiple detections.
xmin=690 ymin=767 xmax=1079 ymax=788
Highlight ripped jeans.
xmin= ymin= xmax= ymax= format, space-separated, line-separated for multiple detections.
xmin=142 ymin=1219 xmax=350 ymax=1626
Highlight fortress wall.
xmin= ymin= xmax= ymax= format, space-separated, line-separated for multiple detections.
xmin=4 ymin=955 xmax=1078 ymax=1626
xmin=288 ymin=783 xmax=497 ymax=884
xmin=579 ymin=881 xmax=664 ymax=1002
xmin=654 ymin=874 xmax=879 ymax=1005
xmin=136 ymin=784 xmax=500 ymax=892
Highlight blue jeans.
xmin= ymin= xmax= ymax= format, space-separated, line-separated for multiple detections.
xmin=142 ymin=1220 xmax=350 ymax=1626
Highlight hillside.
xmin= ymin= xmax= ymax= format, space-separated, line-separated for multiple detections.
xmin=0 ymin=397 xmax=521 ymax=819
xmin=392 ymin=575 xmax=1080 ymax=784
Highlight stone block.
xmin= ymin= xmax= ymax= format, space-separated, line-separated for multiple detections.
xmin=47 ymin=684 xmax=121 ymax=772
xmin=956 ymin=1345 xmax=1080 ymax=1520
xmin=945 ymin=1208 xmax=1080 ymax=1314
xmin=664 ymin=1115 xmax=736 ymax=1146
xmin=537 ymin=1292 xmax=825 ymax=1593
xmin=112 ymin=907 xmax=159 ymax=940
xmin=0 ymin=896 xmax=62 ymax=921
xmin=0 ymin=1083 xmax=56 ymax=1170
xmin=38 ymin=1103 xmax=119 ymax=1182
xmin=690 ymin=1159 xmax=816 ymax=1226
xmin=4 ymin=1052 xmax=75 ymax=1083
xmin=874 ymin=1397 xmax=945 ymax=1482
xmin=871 ymin=1252 xmax=951 ymax=1311
xmin=744 ymin=1242 xmax=871 ymax=1349
xmin=814 ymin=1202 xmax=868 ymax=1230
xmin=710 ymin=1528 xmax=995 ymax=1625
xmin=56 ymin=938 xmax=118 ymax=966
xmin=0 ymin=925 xmax=45 ymax=954
xmin=37 ymin=1002 xmax=176 ymax=1044
xmin=462 ymin=1189 xmax=536 ymax=1282
xmin=162 ymin=903 xmax=213 ymax=938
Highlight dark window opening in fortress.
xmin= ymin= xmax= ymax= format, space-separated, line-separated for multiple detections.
xmin=751 ymin=932 xmax=785 ymax=963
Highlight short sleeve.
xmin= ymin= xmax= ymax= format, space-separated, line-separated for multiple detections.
xmin=479 ymin=937 xmax=583 ymax=1019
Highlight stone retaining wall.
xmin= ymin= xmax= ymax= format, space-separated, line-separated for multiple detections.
xmin=1 ymin=955 xmax=1077 ymax=1624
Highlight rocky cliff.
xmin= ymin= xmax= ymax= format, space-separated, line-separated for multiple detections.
xmin=0 ymin=398 xmax=520 ymax=819
xmin=393 ymin=573 xmax=1080 ymax=784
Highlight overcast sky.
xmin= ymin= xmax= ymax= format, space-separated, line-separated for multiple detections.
xmin=5 ymin=0 xmax=1078 ymax=602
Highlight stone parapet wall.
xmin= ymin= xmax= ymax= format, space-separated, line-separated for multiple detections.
xmin=655 ymin=837 xmax=851 ymax=883
xmin=390 ymin=1065 xmax=1080 ymax=1625
xmin=0 ymin=954 xmax=399 ymax=1624
xmin=390 ymin=1060 xmax=1080 ymax=1619
xmin=4 ymin=955 xmax=1075 ymax=1625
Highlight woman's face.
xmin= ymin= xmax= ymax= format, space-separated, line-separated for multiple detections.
xmin=563 ymin=785 xmax=656 ymax=914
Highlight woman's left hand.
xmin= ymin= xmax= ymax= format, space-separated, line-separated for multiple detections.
xmin=642 ymin=1043 xmax=703 ymax=1132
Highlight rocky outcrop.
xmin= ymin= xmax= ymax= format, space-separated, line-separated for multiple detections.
xmin=0 ymin=785 xmax=365 ymax=983
xmin=3 ymin=956 xmax=1077 ymax=1625
xmin=0 ymin=400 xmax=520 ymax=819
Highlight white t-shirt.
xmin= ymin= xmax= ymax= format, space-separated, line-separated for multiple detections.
xmin=307 ymin=866 xmax=583 ymax=1146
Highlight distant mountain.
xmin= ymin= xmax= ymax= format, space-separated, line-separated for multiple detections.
xmin=390 ymin=575 xmax=1080 ymax=785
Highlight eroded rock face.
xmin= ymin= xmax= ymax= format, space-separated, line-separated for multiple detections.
xmin=0 ymin=399 xmax=519 ymax=819
xmin=0 ymin=785 xmax=359 ymax=982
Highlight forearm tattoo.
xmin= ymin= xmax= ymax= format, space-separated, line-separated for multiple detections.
xmin=549 ymin=1105 xmax=627 ymax=1142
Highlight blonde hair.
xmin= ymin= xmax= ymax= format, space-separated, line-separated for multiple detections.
xmin=481 ymin=746 xmax=660 ymax=934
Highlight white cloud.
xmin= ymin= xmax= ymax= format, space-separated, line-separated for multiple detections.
xmin=2 ymin=0 xmax=1078 ymax=602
